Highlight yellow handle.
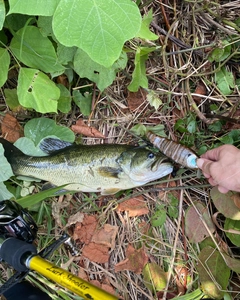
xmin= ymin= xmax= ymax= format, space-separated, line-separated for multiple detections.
xmin=27 ymin=255 xmax=119 ymax=300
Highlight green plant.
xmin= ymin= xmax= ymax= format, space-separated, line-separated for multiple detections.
xmin=0 ymin=0 xmax=160 ymax=114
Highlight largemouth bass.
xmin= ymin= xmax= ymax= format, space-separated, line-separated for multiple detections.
xmin=0 ymin=138 xmax=173 ymax=195
xmin=146 ymin=131 xmax=198 ymax=169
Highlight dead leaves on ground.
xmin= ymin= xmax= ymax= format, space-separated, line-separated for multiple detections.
xmin=73 ymin=215 xmax=118 ymax=263
xmin=71 ymin=118 xmax=105 ymax=138
xmin=115 ymin=244 xmax=148 ymax=274
xmin=1 ymin=113 xmax=23 ymax=142
xmin=116 ymin=195 xmax=149 ymax=217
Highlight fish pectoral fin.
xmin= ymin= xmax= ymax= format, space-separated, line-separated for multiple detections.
xmin=101 ymin=188 xmax=121 ymax=195
xmin=98 ymin=167 xmax=120 ymax=178
xmin=40 ymin=138 xmax=73 ymax=154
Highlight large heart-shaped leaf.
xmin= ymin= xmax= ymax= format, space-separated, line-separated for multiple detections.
xmin=8 ymin=0 xmax=58 ymax=16
xmin=52 ymin=0 xmax=141 ymax=67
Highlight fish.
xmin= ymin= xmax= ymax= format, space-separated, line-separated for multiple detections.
xmin=0 ymin=137 xmax=173 ymax=195
xmin=146 ymin=131 xmax=198 ymax=169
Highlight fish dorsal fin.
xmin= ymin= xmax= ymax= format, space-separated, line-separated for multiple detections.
xmin=39 ymin=138 xmax=73 ymax=154
xmin=98 ymin=167 xmax=121 ymax=178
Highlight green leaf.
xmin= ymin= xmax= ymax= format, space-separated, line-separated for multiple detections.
xmin=14 ymin=137 xmax=47 ymax=156
xmin=23 ymin=117 xmax=75 ymax=146
xmin=215 ymin=67 xmax=235 ymax=95
xmin=57 ymin=44 xmax=77 ymax=65
xmin=10 ymin=26 xmax=64 ymax=73
xmin=187 ymin=120 xmax=197 ymax=133
xmin=142 ymin=262 xmax=167 ymax=292
xmin=0 ymin=182 xmax=14 ymax=201
xmin=16 ymin=185 xmax=68 ymax=208
xmin=52 ymin=0 xmax=141 ymax=67
xmin=8 ymin=0 xmax=58 ymax=16
xmin=57 ymin=84 xmax=72 ymax=113
xmin=37 ymin=16 xmax=54 ymax=37
xmin=73 ymin=90 xmax=92 ymax=116
xmin=74 ymin=48 xmax=127 ymax=91
xmin=197 ymin=246 xmax=230 ymax=299
xmin=208 ymin=40 xmax=231 ymax=62
xmin=146 ymin=90 xmax=162 ymax=110
xmin=171 ymin=288 xmax=204 ymax=300
xmin=4 ymin=89 xmax=21 ymax=111
xmin=137 ymin=9 xmax=158 ymax=40
xmin=0 ymin=48 xmax=10 ymax=87
xmin=210 ymin=187 xmax=240 ymax=220
xmin=150 ymin=208 xmax=167 ymax=227
xmin=0 ymin=0 xmax=5 ymax=30
xmin=145 ymin=124 xmax=167 ymax=137
xmin=224 ymin=218 xmax=240 ymax=247
xmin=128 ymin=47 xmax=156 ymax=92
xmin=0 ymin=145 xmax=14 ymax=181
xmin=17 ymin=68 xmax=60 ymax=113
xmin=130 ymin=124 xmax=146 ymax=137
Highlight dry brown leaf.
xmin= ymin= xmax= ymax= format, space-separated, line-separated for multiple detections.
xmin=91 ymin=224 xmax=118 ymax=249
xmin=1 ymin=113 xmax=24 ymax=142
xmin=78 ymin=268 xmax=89 ymax=281
xmin=114 ymin=244 xmax=148 ymax=274
xmin=126 ymin=88 xmax=147 ymax=112
xmin=65 ymin=211 xmax=85 ymax=228
xmin=89 ymin=280 xmax=118 ymax=297
xmin=82 ymin=242 xmax=109 ymax=263
xmin=117 ymin=196 xmax=149 ymax=217
xmin=73 ymin=215 xmax=98 ymax=243
xmin=138 ymin=221 xmax=150 ymax=235
xmin=192 ymin=81 xmax=207 ymax=104
xmin=71 ymin=119 xmax=105 ymax=138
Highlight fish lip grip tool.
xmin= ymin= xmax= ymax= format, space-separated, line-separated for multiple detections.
xmin=0 ymin=200 xmax=120 ymax=300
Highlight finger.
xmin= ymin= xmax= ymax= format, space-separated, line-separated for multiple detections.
xmin=208 ymin=177 xmax=218 ymax=186
xmin=218 ymin=186 xmax=229 ymax=194
xmin=197 ymin=158 xmax=213 ymax=176
xmin=200 ymin=147 xmax=221 ymax=161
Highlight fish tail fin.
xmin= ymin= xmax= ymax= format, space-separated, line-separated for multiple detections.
xmin=0 ymin=138 xmax=25 ymax=164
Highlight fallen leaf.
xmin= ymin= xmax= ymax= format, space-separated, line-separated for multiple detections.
xmin=117 ymin=196 xmax=149 ymax=217
xmin=73 ymin=215 xmax=98 ymax=243
xmin=71 ymin=118 xmax=105 ymax=138
xmin=225 ymin=109 xmax=240 ymax=130
xmin=197 ymin=246 xmax=230 ymax=299
xmin=92 ymin=224 xmax=118 ymax=249
xmin=185 ymin=202 xmax=215 ymax=243
xmin=138 ymin=221 xmax=150 ymax=235
xmin=115 ymin=244 xmax=148 ymax=274
xmin=210 ymin=187 xmax=240 ymax=220
xmin=1 ymin=113 xmax=24 ymax=142
xmin=65 ymin=211 xmax=85 ymax=228
xmin=82 ymin=242 xmax=109 ymax=263
xmin=126 ymin=88 xmax=147 ymax=112
xmin=192 ymin=81 xmax=207 ymax=104
xmin=142 ymin=262 xmax=167 ymax=292
xmin=89 ymin=280 xmax=118 ymax=297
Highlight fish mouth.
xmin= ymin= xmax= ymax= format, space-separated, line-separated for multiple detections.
xmin=151 ymin=157 xmax=172 ymax=172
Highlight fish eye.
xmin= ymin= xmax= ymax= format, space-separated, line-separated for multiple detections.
xmin=148 ymin=152 xmax=155 ymax=159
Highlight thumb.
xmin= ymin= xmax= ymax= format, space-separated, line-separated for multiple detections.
xmin=197 ymin=158 xmax=213 ymax=175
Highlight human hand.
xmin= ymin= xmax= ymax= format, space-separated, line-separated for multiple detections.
xmin=197 ymin=145 xmax=240 ymax=193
